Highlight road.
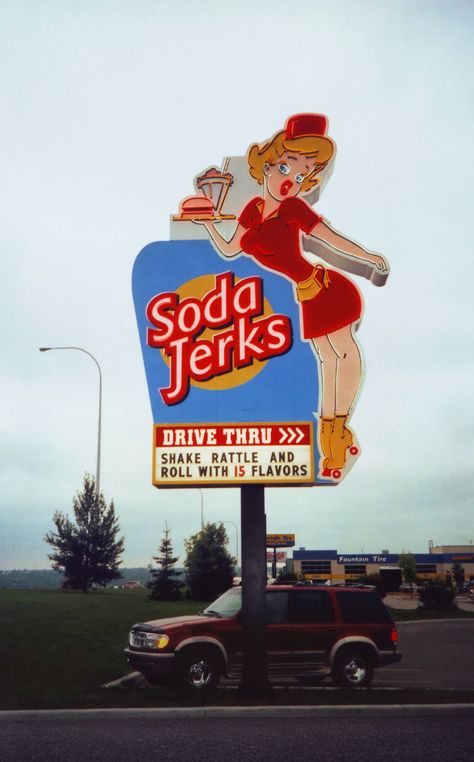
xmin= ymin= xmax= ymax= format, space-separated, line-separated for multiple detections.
xmin=2 ymin=712 xmax=473 ymax=761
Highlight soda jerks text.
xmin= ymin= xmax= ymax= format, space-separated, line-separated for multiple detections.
xmin=146 ymin=272 xmax=292 ymax=404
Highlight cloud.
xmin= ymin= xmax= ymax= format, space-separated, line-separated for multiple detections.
xmin=1 ymin=1 xmax=473 ymax=569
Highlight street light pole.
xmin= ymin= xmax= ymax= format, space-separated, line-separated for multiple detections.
xmin=223 ymin=520 xmax=239 ymax=567
xmin=198 ymin=488 xmax=204 ymax=529
xmin=39 ymin=346 xmax=102 ymax=496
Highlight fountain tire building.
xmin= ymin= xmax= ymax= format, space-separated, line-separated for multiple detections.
xmin=290 ymin=546 xmax=474 ymax=591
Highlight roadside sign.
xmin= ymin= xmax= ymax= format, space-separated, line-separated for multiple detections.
xmin=132 ymin=113 xmax=389 ymax=488
xmin=266 ymin=534 xmax=295 ymax=548
xmin=266 ymin=551 xmax=287 ymax=562
xmin=132 ymin=112 xmax=389 ymax=701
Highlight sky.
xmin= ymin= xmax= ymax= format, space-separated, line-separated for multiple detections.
xmin=1 ymin=0 xmax=473 ymax=569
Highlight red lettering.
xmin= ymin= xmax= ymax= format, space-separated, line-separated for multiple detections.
xmin=147 ymin=272 xmax=293 ymax=405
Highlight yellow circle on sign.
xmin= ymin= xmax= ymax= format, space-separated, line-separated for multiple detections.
xmin=161 ymin=274 xmax=275 ymax=391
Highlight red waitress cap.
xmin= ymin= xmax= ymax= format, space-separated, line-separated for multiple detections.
xmin=285 ymin=113 xmax=328 ymax=139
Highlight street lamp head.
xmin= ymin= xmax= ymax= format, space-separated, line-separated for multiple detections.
xmin=38 ymin=347 xmax=51 ymax=352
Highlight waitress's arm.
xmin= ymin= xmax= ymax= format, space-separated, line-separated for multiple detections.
xmin=307 ymin=220 xmax=390 ymax=286
xmin=194 ymin=219 xmax=245 ymax=258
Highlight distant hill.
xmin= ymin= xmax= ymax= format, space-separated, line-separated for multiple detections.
xmin=0 ymin=568 xmax=159 ymax=589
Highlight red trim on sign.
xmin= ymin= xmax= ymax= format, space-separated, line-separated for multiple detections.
xmin=155 ymin=422 xmax=312 ymax=447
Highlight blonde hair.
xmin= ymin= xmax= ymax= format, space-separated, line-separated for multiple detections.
xmin=247 ymin=131 xmax=335 ymax=193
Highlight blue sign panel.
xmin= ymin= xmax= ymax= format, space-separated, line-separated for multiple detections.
xmin=132 ymin=239 xmax=327 ymax=487
xmin=133 ymin=240 xmax=319 ymax=424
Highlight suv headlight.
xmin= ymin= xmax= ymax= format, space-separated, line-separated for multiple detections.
xmin=146 ymin=633 xmax=169 ymax=650
xmin=129 ymin=631 xmax=170 ymax=650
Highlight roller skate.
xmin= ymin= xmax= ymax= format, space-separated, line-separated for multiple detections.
xmin=318 ymin=417 xmax=334 ymax=474
xmin=321 ymin=415 xmax=359 ymax=481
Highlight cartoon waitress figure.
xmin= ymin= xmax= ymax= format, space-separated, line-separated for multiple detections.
xmin=194 ymin=114 xmax=389 ymax=479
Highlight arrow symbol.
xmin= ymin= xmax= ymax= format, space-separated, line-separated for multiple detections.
xmin=296 ymin=427 xmax=304 ymax=443
xmin=278 ymin=427 xmax=288 ymax=444
xmin=287 ymin=428 xmax=297 ymax=444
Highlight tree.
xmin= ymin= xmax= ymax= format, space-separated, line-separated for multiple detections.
xmin=451 ymin=562 xmax=465 ymax=591
xmin=44 ymin=475 xmax=124 ymax=593
xmin=147 ymin=524 xmax=183 ymax=600
xmin=184 ymin=522 xmax=236 ymax=600
xmin=398 ymin=551 xmax=417 ymax=596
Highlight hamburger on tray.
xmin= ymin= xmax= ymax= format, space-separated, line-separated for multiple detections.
xmin=173 ymin=161 xmax=235 ymax=221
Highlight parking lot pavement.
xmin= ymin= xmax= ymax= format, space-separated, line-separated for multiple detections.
xmin=385 ymin=594 xmax=419 ymax=610
xmin=454 ymin=594 xmax=474 ymax=612
xmin=390 ymin=619 xmax=474 ymax=689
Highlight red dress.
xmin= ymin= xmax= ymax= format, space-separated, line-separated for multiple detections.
xmin=239 ymin=196 xmax=362 ymax=338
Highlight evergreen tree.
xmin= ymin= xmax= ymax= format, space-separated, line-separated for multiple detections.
xmin=147 ymin=524 xmax=183 ymax=600
xmin=184 ymin=522 xmax=236 ymax=600
xmin=44 ymin=475 xmax=124 ymax=593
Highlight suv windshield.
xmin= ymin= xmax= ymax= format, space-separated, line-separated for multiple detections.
xmin=202 ymin=587 xmax=242 ymax=618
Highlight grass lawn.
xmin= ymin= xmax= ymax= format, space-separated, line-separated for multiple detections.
xmin=1 ymin=589 xmax=474 ymax=710
xmin=0 ymin=588 xmax=207 ymax=710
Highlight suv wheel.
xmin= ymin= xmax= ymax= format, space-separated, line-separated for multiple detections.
xmin=333 ymin=649 xmax=374 ymax=688
xmin=177 ymin=648 xmax=221 ymax=691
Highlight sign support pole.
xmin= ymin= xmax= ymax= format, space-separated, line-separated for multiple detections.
xmin=239 ymin=484 xmax=273 ymax=697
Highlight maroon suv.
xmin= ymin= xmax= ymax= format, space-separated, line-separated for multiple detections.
xmin=125 ymin=585 xmax=402 ymax=690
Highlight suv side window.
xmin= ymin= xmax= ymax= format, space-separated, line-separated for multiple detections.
xmin=291 ymin=590 xmax=335 ymax=623
xmin=266 ymin=591 xmax=289 ymax=623
xmin=336 ymin=591 xmax=391 ymax=623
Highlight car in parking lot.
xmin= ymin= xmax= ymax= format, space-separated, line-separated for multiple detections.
xmin=398 ymin=583 xmax=421 ymax=593
xmin=125 ymin=585 xmax=402 ymax=690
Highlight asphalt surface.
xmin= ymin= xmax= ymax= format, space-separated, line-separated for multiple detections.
xmin=2 ymin=711 xmax=474 ymax=761
xmin=391 ymin=619 xmax=474 ymax=689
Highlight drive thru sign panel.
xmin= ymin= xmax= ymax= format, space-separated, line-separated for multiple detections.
xmin=153 ymin=422 xmax=313 ymax=486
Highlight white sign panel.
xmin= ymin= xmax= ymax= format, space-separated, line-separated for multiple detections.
xmin=153 ymin=422 xmax=313 ymax=486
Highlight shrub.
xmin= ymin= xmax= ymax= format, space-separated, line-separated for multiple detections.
xmin=276 ymin=570 xmax=299 ymax=583
xmin=419 ymin=581 xmax=456 ymax=609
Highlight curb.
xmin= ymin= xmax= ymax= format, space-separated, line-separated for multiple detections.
xmin=1 ymin=704 xmax=474 ymax=721
xmin=103 ymin=672 xmax=142 ymax=689
xmin=397 ymin=618 xmax=474 ymax=625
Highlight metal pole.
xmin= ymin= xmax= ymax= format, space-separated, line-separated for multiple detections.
xmin=39 ymin=346 xmax=102 ymax=495
xmin=223 ymin=520 xmax=239 ymax=566
xmin=239 ymin=484 xmax=272 ymax=697
xmin=198 ymin=488 xmax=204 ymax=529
